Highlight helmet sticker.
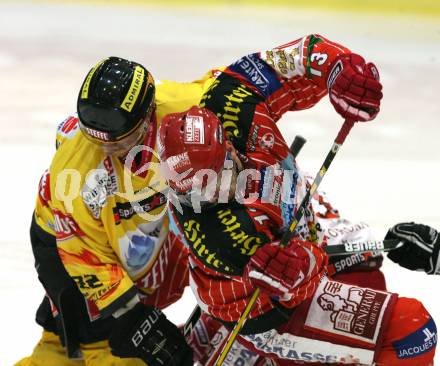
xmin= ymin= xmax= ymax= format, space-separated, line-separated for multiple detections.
xmin=184 ymin=115 xmax=205 ymax=144
xmin=83 ymin=126 xmax=110 ymax=141
xmin=80 ymin=58 xmax=107 ymax=100
xmin=166 ymin=152 xmax=191 ymax=171
xmin=121 ymin=65 xmax=145 ymax=112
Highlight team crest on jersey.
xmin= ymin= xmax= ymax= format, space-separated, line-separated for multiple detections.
xmin=82 ymin=157 xmax=118 ymax=218
xmin=119 ymin=220 xmax=165 ymax=278
xmin=135 ymin=228 xmax=171 ymax=291
xmin=125 ymin=234 xmax=155 ymax=270
xmin=259 ymin=132 xmax=275 ymax=150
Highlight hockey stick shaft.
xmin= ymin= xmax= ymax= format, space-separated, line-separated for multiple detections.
xmin=214 ymin=119 xmax=355 ymax=365
xmin=183 ymin=304 xmax=201 ymax=340
xmin=325 ymin=239 xmax=403 ymax=256
xmin=289 ymin=134 xmax=307 ymax=157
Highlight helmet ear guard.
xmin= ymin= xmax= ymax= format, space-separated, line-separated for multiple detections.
xmin=77 ymin=57 xmax=155 ymax=144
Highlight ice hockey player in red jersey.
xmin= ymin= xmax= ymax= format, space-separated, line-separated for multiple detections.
xmin=158 ymin=34 xmax=437 ymax=365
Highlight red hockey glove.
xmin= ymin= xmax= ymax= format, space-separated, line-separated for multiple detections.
xmin=245 ymin=239 xmax=328 ymax=305
xmin=327 ymin=53 xmax=383 ymax=122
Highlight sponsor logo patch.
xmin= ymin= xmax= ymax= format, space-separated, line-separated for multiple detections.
xmin=246 ymin=331 xmax=339 ymax=363
xmin=229 ymin=53 xmax=282 ymax=97
xmin=81 ymin=59 xmax=107 ymax=99
xmin=53 ymin=209 xmax=84 ymax=241
xmin=327 ymin=60 xmax=343 ymax=89
xmin=264 ymin=45 xmax=302 ymax=77
xmin=38 ymin=169 xmax=51 ymax=206
xmin=306 ymin=279 xmax=392 ymax=345
xmin=121 ymin=65 xmax=145 ymax=112
xmin=393 ymin=317 xmax=437 ymax=359
xmin=344 ymin=240 xmax=384 ymax=253
xmin=113 ymin=191 xmax=167 ymax=224
xmin=57 ymin=116 xmax=80 ymax=139
xmin=247 ymin=124 xmax=260 ymax=151
xmin=84 ymin=126 xmax=110 ymax=141
xmin=166 ymin=152 xmax=191 ymax=171
xmin=200 ymin=73 xmax=262 ymax=152
xmin=184 ymin=115 xmax=205 ymax=144
xmin=82 ymin=157 xmax=118 ymax=218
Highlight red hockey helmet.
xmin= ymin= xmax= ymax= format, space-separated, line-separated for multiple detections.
xmin=158 ymin=106 xmax=227 ymax=194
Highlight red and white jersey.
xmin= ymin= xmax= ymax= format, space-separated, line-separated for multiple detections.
xmin=170 ymin=34 xmax=377 ymax=330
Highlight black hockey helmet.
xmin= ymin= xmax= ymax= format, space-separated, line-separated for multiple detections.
xmin=77 ymin=57 xmax=155 ymax=144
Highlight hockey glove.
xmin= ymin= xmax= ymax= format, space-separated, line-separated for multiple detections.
xmin=109 ymin=303 xmax=193 ymax=366
xmin=327 ymin=53 xmax=383 ymax=122
xmin=385 ymin=222 xmax=440 ymax=275
xmin=245 ymin=239 xmax=328 ymax=306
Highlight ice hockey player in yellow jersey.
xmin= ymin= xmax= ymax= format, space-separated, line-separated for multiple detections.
xmin=16 ymin=57 xmax=216 ymax=366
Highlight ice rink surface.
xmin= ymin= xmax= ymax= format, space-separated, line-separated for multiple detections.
xmin=0 ymin=2 xmax=439 ymax=364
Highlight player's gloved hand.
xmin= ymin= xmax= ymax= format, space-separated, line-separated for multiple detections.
xmin=109 ymin=303 xmax=193 ymax=366
xmin=327 ymin=53 xmax=383 ymax=122
xmin=245 ymin=239 xmax=328 ymax=305
xmin=385 ymin=222 xmax=440 ymax=275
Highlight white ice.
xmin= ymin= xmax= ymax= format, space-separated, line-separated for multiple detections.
xmin=0 ymin=3 xmax=439 ymax=365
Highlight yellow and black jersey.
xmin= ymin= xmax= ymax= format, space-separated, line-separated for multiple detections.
xmin=34 ymin=71 xmax=218 ymax=318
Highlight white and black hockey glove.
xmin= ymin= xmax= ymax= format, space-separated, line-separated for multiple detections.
xmin=385 ymin=222 xmax=440 ymax=275
xmin=109 ymin=303 xmax=193 ymax=366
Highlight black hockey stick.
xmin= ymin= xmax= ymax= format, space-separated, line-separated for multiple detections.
xmin=325 ymin=239 xmax=404 ymax=277
xmin=289 ymin=134 xmax=307 ymax=157
xmin=214 ymin=119 xmax=356 ymax=365
xmin=183 ymin=304 xmax=201 ymax=340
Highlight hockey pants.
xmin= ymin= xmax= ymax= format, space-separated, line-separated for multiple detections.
xmin=14 ymin=330 xmax=146 ymax=366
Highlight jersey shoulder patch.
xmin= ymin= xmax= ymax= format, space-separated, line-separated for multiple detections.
xmin=56 ymin=115 xmax=80 ymax=149
xmin=229 ymin=53 xmax=282 ymax=97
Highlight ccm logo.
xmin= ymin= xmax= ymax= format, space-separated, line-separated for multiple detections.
xmin=131 ymin=308 xmax=162 ymax=347
xmin=327 ymin=60 xmax=343 ymax=89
